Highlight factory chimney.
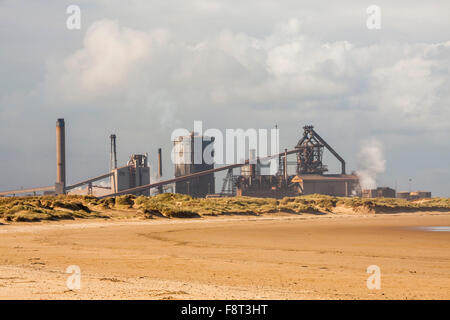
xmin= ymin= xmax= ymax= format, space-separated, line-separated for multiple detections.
xmin=157 ymin=148 xmax=162 ymax=178
xmin=110 ymin=134 xmax=117 ymax=171
xmin=284 ymin=148 xmax=288 ymax=183
xmin=157 ymin=148 xmax=163 ymax=194
xmin=55 ymin=118 xmax=66 ymax=194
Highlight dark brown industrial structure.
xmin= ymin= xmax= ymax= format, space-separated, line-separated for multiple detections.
xmin=295 ymin=125 xmax=346 ymax=175
xmin=396 ymin=191 xmax=432 ymax=200
xmin=231 ymin=125 xmax=360 ymax=198
xmin=362 ymin=187 xmax=396 ymax=198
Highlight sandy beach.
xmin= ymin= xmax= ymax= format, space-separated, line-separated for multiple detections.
xmin=0 ymin=211 xmax=449 ymax=299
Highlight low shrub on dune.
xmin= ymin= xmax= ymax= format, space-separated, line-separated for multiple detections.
xmin=1 ymin=193 xmax=449 ymax=222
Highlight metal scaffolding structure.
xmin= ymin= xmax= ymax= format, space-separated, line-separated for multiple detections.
xmin=295 ymin=125 xmax=346 ymax=175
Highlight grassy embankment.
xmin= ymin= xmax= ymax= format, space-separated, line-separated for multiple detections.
xmin=1 ymin=193 xmax=449 ymax=222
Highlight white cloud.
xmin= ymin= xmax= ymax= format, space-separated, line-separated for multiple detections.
xmin=371 ymin=57 xmax=440 ymax=114
xmin=48 ymin=18 xmax=450 ymax=130
xmin=192 ymin=0 xmax=223 ymax=14
xmin=59 ymin=20 xmax=169 ymax=98
xmin=43 ymin=18 xmax=450 ymax=136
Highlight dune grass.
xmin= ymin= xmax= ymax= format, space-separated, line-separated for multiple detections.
xmin=0 ymin=193 xmax=449 ymax=222
xmin=0 ymin=195 xmax=106 ymax=222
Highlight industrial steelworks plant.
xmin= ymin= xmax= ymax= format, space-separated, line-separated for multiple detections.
xmin=0 ymin=119 xmax=431 ymax=199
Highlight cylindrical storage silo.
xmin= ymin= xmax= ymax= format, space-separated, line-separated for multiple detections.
xmin=174 ymin=132 xmax=215 ymax=197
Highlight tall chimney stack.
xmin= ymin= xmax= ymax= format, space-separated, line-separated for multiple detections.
xmin=157 ymin=148 xmax=163 ymax=194
xmin=110 ymin=134 xmax=117 ymax=171
xmin=158 ymin=148 xmax=162 ymax=178
xmin=284 ymin=148 xmax=288 ymax=183
xmin=55 ymin=118 xmax=66 ymax=194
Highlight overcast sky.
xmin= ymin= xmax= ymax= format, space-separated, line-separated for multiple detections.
xmin=0 ymin=0 xmax=449 ymax=196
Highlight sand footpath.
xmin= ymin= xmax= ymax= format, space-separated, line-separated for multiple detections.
xmin=0 ymin=211 xmax=449 ymax=299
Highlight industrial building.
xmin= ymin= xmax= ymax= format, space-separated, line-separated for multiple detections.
xmin=106 ymin=134 xmax=150 ymax=196
xmin=0 ymin=121 xmax=363 ymax=199
xmin=397 ymin=191 xmax=432 ymax=200
xmin=410 ymin=191 xmax=432 ymax=199
xmin=227 ymin=125 xmax=361 ymax=198
xmin=2 ymin=119 xmax=435 ymax=201
xmin=173 ymin=133 xmax=215 ymax=197
xmin=230 ymin=148 xmax=295 ymax=198
xmin=62 ymin=124 xmax=151 ymax=197
xmin=362 ymin=187 xmax=396 ymax=198
xmin=0 ymin=118 xmax=151 ymax=197
xmin=110 ymin=154 xmax=150 ymax=196
xmin=293 ymin=174 xmax=360 ymax=197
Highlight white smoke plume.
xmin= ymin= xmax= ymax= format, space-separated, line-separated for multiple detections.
xmin=357 ymin=139 xmax=386 ymax=190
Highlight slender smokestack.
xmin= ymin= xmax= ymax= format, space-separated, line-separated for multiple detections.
xmin=284 ymin=148 xmax=288 ymax=183
xmin=157 ymin=148 xmax=162 ymax=178
xmin=55 ymin=118 xmax=66 ymax=194
xmin=158 ymin=148 xmax=163 ymax=193
xmin=110 ymin=134 xmax=117 ymax=171
xmin=157 ymin=148 xmax=163 ymax=194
